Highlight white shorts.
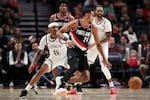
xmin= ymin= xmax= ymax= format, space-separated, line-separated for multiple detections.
xmin=43 ymin=57 xmax=70 ymax=73
xmin=87 ymin=42 xmax=108 ymax=64
xmin=98 ymin=42 xmax=109 ymax=62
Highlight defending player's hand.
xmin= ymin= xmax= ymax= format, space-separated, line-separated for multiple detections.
xmin=66 ymin=40 xmax=74 ymax=48
xmin=103 ymin=59 xmax=112 ymax=70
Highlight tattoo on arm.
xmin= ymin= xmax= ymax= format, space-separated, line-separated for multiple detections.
xmin=32 ymin=49 xmax=42 ymax=64
xmin=101 ymin=32 xmax=111 ymax=43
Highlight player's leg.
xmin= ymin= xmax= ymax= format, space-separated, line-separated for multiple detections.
xmin=54 ymin=55 xmax=79 ymax=95
xmin=68 ymin=55 xmax=90 ymax=94
xmin=99 ymin=43 xmax=116 ymax=94
xmin=20 ymin=62 xmax=51 ymax=97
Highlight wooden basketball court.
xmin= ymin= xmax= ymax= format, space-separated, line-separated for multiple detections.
xmin=0 ymin=87 xmax=150 ymax=100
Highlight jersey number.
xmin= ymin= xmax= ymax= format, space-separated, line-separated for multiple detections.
xmin=54 ymin=50 xmax=59 ymax=55
xmin=83 ymin=37 xmax=89 ymax=43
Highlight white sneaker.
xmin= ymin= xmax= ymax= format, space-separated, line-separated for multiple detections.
xmin=53 ymin=88 xmax=67 ymax=96
xmin=55 ymin=76 xmax=63 ymax=91
xmin=9 ymin=81 xmax=14 ymax=87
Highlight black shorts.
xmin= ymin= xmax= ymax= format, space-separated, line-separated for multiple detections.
xmin=67 ymin=48 xmax=89 ymax=71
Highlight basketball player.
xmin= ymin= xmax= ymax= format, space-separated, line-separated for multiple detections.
xmin=54 ymin=8 xmax=112 ymax=95
xmin=49 ymin=0 xmax=83 ymax=94
xmin=87 ymin=5 xmax=116 ymax=94
xmin=49 ymin=0 xmax=75 ymax=28
xmin=19 ymin=22 xmax=69 ymax=98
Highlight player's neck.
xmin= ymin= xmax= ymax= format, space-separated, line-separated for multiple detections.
xmin=58 ymin=12 xmax=67 ymax=18
xmin=80 ymin=18 xmax=90 ymax=27
xmin=50 ymin=33 xmax=57 ymax=39
xmin=96 ymin=16 xmax=103 ymax=22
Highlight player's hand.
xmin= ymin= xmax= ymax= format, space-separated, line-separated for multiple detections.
xmin=103 ymin=59 xmax=112 ymax=69
xmin=66 ymin=40 xmax=74 ymax=48
xmin=28 ymin=64 xmax=35 ymax=74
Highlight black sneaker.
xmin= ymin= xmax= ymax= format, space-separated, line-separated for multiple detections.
xmin=74 ymin=84 xmax=84 ymax=94
xmin=20 ymin=90 xmax=28 ymax=98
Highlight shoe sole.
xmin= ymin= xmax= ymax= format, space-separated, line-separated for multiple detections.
xmin=54 ymin=88 xmax=67 ymax=96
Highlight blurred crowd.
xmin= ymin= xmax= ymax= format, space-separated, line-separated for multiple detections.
xmin=0 ymin=0 xmax=150 ymax=88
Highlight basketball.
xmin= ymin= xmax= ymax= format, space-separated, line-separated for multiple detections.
xmin=128 ymin=76 xmax=143 ymax=90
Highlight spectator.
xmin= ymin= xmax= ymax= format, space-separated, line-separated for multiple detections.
xmin=126 ymin=50 xmax=141 ymax=78
xmin=83 ymin=0 xmax=97 ymax=10
xmin=3 ymin=24 xmax=12 ymax=42
xmin=139 ymin=33 xmax=150 ymax=50
xmin=102 ymin=0 xmax=115 ymax=17
xmin=109 ymin=37 xmax=121 ymax=53
xmin=123 ymin=25 xmax=138 ymax=44
xmin=134 ymin=7 xmax=147 ymax=25
xmin=8 ymin=42 xmax=28 ymax=87
xmin=139 ymin=43 xmax=150 ymax=87
xmin=143 ymin=0 xmax=150 ymax=22
xmin=119 ymin=13 xmax=134 ymax=31
xmin=118 ymin=35 xmax=132 ymax=60
xmin=12 ymin=27 xmax=23 ymax=43
xmin=112 ymin=23 xmax=123 ymax=44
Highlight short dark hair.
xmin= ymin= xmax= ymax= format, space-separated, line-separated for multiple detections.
xmin=57 ymin=0 xmax=69 ymax=8
xmin=82 ymin=7 xmax=92 ymax=16
xmin=94 ymin=5 xmax=103 ymax=10
xmin=121 ymin=34 xmax=129 ymax=43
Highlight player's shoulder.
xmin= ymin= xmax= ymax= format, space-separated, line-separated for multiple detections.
xmin=49 ymin=13 xmax=57 ymax=22
xmin=41 ymin=34 xmax=49 ymax=40
xmin=103 ymin=17 xmax=111 ymax=23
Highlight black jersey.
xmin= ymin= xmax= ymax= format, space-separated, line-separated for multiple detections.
xmin=70 ymin=19 xmax=92 ymax=51
xmin=54 ymin=13 xmax=70 ymax=29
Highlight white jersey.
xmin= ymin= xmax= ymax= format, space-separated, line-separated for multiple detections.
xmin=38 ymin=34 xmax=69 ymax=72
xmin=87 ymin=17 xmax=112 ymax=64
xmin=92 ymin=17 xmax=112 ymax=41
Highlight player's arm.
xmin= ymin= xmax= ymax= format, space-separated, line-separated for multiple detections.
xmin=56 ymin=20 xmax=78 ymax=48
xmin=28 ymin=36 xmax=46 ymax=73
xmin=101 ymin=20 xmax=112 ymax=43
xmin=69 ymin=15 xmax=75 ymax=22
xmin=92 ymin=24 xmax=112 ymax=68
xmin=56 ymin=20 xmax=77 ymax=40
xmin=49 ymin=14 xmax=55 ymax=22
xmin=100 ymin=32 xmax=111 ymax=43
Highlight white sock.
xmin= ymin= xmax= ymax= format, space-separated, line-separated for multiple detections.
xmin=74 ymin=82 xmax=82 ymax=86
xmin=25 ymin=84 xmax=33 ymax=92
xmin=108 ymin=81 xmax=114 ymax=87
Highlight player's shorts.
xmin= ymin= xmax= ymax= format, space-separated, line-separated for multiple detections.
xmin=67 ymin=48 xmax=89 ymax=71
xmin=43 ymin=57 xmax=70 ymax=73
xmin=87 ymin=42 xmax=108 ymax=64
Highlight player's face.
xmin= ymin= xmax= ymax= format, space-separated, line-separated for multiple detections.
xmin=95 ymin=7 xmax=104 ymax=18
xmin=87 ymin=11 xmax=94 ymax=23
xmin=59 ymin=3 xmax=68 ymax=13
xmin=48 ymin=26 xmax=58 ymax=35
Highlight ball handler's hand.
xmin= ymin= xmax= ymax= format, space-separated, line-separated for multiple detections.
xmin=103 ymin=59 xmax=112 ymax=70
